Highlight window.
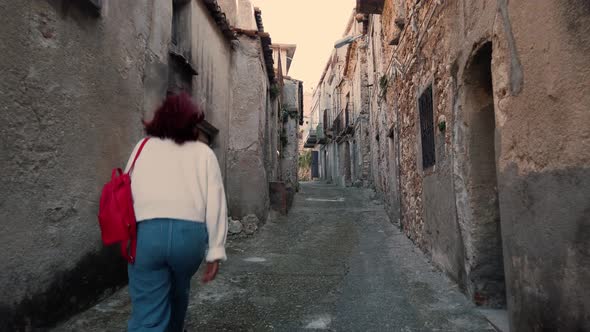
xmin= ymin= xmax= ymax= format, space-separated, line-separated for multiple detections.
xmin=419 ymin=85 xmax=435 ymax=169
xmin=88 ymin=0 xmax=101 ymax=10
xmin=168 ymin=0 xmax=195 ymax=94
xmin=171 ymin=0 xmax=191 ymax=55
xmin=171 ymin=3 xmax=180 ymax=46
xmin=63 ymin=0 xmax=102 ymax=17
xmin=168 ymin=53 xmax=194 ymax=94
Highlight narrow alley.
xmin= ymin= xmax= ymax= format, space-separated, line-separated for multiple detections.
xmin=56 ymin=182 xmax=495 ymax=331
xmin=1 ymin=0 xmax=589 ymax=331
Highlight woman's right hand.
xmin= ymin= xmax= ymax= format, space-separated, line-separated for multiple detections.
xmin=202 ymin=261 xmax=219 ymax=283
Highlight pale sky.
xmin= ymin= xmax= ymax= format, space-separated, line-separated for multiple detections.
xmin=251 ymin=0 xmax=356 ymax=92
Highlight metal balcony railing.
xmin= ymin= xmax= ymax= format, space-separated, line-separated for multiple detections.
xmin=304 ymin=129 xmax=318 ymax=148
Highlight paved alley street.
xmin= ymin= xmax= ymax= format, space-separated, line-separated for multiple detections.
xmin=56 ymin=183 xmax=494 ymax=331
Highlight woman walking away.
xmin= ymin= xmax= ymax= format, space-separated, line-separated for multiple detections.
xmin=124 ymin=93 xmax=228 ymax=332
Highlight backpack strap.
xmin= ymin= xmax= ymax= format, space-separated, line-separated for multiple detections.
xmin=128 ymin=138 xmax=150 ymax=175
xmin=120 ymin=237 xmax=137 ymax=264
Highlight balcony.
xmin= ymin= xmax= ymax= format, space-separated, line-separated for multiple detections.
xmin=356 ymin=0 xmax=385 ymax=14
xmin=304 ymin=129 xmax=318 ymax=148
xmin=332 ymin=108 xmax=355 ymax=142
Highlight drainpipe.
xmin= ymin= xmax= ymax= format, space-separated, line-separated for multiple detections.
xmin=395 ymin=97 xmax=403 ymax=228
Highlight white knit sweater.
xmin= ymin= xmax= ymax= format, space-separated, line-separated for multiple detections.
xmin=124 ymin=138 xmax=228 ymax=262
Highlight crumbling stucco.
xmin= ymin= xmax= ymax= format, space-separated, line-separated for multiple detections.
xmin=227 ymin=35 xmax=270 ymax=221
xmin=0 ymin=1 xmax=162 ymax=328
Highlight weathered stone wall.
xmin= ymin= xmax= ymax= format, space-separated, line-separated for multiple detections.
xmin=355 ymin=38 xmax=372 ymax=187
xmin=264 ymin=95 xmax=280 ymax=183
xmin=190 ymin=0 xmax=233 ymax=176
xmin=369 ymin=0 xmax=502 ymax=301
xmin=368 ymin=0 xmax=590 ymax=329
xmin=227 ymin=35 xmax=270 ymax=221
xmin=280 ymin=79 xmax=301 ymax=189
xmin=0 ymin=0 xmax=248 ymax=328
xmin=0 ymin=1 xmax=167 ymax=328
xmin=492 ymin=1 xmax=590 ymax=329
xmin=388 ymin=0 xmax=463 ymax=284
xmin=366 ymin=14 xmax=387 ymax=195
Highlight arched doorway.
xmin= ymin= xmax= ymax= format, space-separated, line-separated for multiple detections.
xmin=454 ymin=42 xmax=506 ymax=308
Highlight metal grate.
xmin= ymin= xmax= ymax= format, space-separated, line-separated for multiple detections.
xmin=419 ymin=85 xmax=436 ymax=169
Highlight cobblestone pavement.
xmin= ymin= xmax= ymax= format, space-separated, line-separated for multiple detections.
xmin=55 ymin=182 xmax=495 ymax=331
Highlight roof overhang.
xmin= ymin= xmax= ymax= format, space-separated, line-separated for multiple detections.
xmin=356 ymin=0 xmax=385 ymax=14
xmin=272 ymin=44 xmax=297 ymax=73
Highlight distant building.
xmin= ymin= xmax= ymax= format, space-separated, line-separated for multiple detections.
xmin=307 ymin=12 xmax=371 ymax=186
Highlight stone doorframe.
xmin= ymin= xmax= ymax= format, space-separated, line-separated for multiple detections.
xmin=451 ymin=40 xmax=507 ymax=308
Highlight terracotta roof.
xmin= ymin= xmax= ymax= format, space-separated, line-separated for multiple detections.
xmin=254 ymin=7 xmax=265 ymax=32
xmin=254 ymin=7 xmax=276 ymax=83
xmin=202 ymin=0 xmax=237 ymax=41
xmin=233 ymin=28 xmax=271 ymax=39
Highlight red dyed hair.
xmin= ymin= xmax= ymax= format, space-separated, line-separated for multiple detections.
xmin=143 ymin=93 xmax=204 ymax=144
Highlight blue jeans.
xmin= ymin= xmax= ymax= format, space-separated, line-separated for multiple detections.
xmin=128 ymin=218 xmax=208 ymax=332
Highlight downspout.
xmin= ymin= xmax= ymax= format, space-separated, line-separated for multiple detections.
xmin=395 ymin=96 xmax=403 ymax=227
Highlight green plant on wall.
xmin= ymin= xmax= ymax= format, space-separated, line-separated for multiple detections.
xmin=270 ymin=84 xmax=280 ymax=100
xmin=298 ymin=150 xmax=312 ymax=169
xmin=281 ymin=106 xmax=299 ymax=123
xmin=281 ymin=106 xmax=289 ymax=123
xmin=280 ymin=128 xmax=288 ymax=149
xmin=280 ymin=136 xmax=288 ymax=148
xmin=298 ymin=150 xmax=312 ymax=181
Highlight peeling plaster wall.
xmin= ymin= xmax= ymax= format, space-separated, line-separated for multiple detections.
xmin=227 ymin=35 xmax=270 ymax=221
xmin=493 ymin=0 xmax=590 ymax=329
xmin=264 ymin=95 xmax=280 ymax=183
xmin=0 ymin=0 xmax=240 ymax=328
xmin=0 ymin=0 xmax=168 ymax=328
xmin=189 ymin=0 xmax=232 ymax=175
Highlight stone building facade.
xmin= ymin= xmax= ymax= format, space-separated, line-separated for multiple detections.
xmin=0 ymin=0 xmax=300 ymax=329
xmin=280 ymin=77 xmax=304 ymax=190
xmin=314 ymin=0 xmax=590 ymax=330
xmin=307 ymin=15 xmax=371 ymax=187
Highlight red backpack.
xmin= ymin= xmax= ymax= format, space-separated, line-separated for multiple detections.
xmin=98 ymin=138 xmax=150 ymax=263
